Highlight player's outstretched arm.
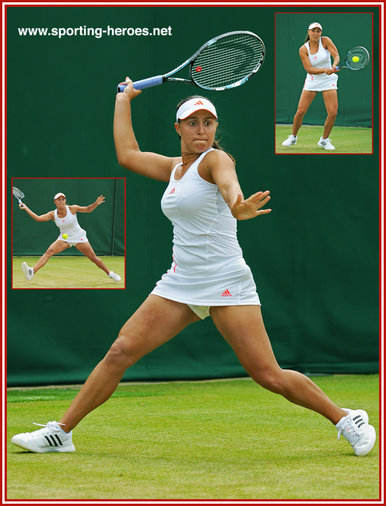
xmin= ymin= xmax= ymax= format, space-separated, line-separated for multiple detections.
xmin=70 ymin=196 xmax=106 ymax=214
xmin=19 ymin=203 xmax=54 ymax=222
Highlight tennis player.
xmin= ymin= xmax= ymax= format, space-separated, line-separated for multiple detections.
xmin=281 ymin=22 xmax=340 ymax=150
xmin=19 ymin=193 xmax=121 ymax=282
xmin=12 ymin=82 xmax=375 ymax=457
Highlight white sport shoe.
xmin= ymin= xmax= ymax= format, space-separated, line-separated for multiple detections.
xmin=21 ymin=262 xmax=34 ymax=281
xmin=281 ymin=135 xmax=297 ymax=147
xmin=108 ymin=271 xmax=121 ymax=282
xmin=336 ymin=409 xmax=376 ymax=456
xmin=342 ymin=408 xmax=369 ymax=424
xmin=11 ymin=421 xmax=75 ymax=453
xmin=318 ymin=137 xmax=335 ymax=150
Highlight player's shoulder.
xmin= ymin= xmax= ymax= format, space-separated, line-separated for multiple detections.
xmin=206 ymin=148 xmax=231 ymax=162
xmin=321 ymin=36 xmax=333 ymax=45
xmin=204 ymin=149 xmax=235 ymax=170
xmin=299 ymin=43 xmax=308 ymax=55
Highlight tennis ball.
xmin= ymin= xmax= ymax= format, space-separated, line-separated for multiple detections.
xmin=62 ymin=234 xmax=68 ymax=239
xmin=352 ymin=56 xmax=360 ymax=62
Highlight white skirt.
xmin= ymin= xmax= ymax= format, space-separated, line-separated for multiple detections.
xmin=303 ymin=72 xmax=338 ymax=92
xmin=151 ymin=258 xmax=261 ymax=307
xmin=57 ymin=229 xmax=88 ymax=247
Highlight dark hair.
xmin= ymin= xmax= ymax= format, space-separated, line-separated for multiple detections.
xmin=176 ymin=95 xmax=235 ymax=164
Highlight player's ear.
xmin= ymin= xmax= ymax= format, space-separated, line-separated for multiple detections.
xmin=174 ymin=122 xmax=181 ymax=138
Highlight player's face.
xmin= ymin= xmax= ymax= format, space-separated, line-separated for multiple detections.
xmin=54 ymin=196 xmax=66 ymax=207
xmin=175 ymin=109 xmax=218 ymax=154
xmin=308 ymin=28 xmax=322 ymax=42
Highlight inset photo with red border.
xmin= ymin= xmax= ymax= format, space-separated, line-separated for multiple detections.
xmin=11 ymin=177 xmax=126 ymax=289
xmin=275 ymin=12 xmax=373 ymax=154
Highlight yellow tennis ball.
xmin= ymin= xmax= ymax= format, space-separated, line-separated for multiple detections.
xmin=62 ymin=234 xmax=68 ymax=239
xmin=352 ymin=56 xmax=360 ymax=62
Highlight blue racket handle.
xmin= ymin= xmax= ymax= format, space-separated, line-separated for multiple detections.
xmin=117 ymin=75 xmax=164 ymax=93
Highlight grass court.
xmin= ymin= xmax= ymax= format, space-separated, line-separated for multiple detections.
xmin=12 ymin=255 xmax=125 ymax=289
xmin=275 ymin=125 xmax=372 ymax=154
xmin=7 ymin=375 xmax=379 ymax=500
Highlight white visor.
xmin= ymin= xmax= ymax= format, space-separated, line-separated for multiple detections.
xmin=176 ymin=98 xmax=217 ymax=122
xmin=308 ymin=22 xmax=322 ymax=30
xmin=54 ymin=192 xmax=66 ymax=200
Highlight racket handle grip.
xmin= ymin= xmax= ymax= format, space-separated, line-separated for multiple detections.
xmin=117 ymin=75 xmax=164 ymax=93
xmin=335 ymin=65 xmax=340 ymax=70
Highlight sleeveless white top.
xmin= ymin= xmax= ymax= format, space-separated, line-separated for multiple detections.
xmin=54 ymin=205 xmax=88 ymax=244
xmin=303 ymin=37 xmax=338 ymax=91
xmin=151 ymin=149 xmax=260 ymax=306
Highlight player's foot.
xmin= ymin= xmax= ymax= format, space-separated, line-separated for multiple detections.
xmin=11 ymin=421 xmax=75 ymax=453
xmin=318 ymin=137 xmax=335 ymax=150
xmin=336 ymin=409 xmax=376 ymax=456
xmin=281 ymin=134 xmax=297 ymax=147
xmin=21 ymin=262 xmax=34 ymax=281
xmin=108 ymin=271 xmax=121 ymax=282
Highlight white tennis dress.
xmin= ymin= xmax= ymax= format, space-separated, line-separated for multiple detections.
xmin=303 ymin=37 xmax=338 ymax=91
xmin=151 ymin=148 xmax=261 ymax=315
xmin=54 ymin=205 xmax=88 ymax=246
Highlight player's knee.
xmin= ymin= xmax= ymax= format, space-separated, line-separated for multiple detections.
xmin=104 ymin=336 xmax=141 ymax=370
xmin=295 ymin=107 xmax=307 ymax=119
xmin=329 ymin=109 xmax=338 ymax=119
xmin=251 ymin=368 xmax=285 ymax=394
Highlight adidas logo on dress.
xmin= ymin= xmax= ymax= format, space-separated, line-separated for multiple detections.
xmin=221 ymin=289 xmax=232 ymax=297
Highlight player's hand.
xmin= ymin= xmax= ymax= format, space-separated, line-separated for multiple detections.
xmin=231 ymin=191 xmax=271 ymax=220
xmin=19 ymin=202 xmax=26 ymax=209
xmin=120 ymin=77 xmax=142 ymax=100
xmin=96 ymin=195 xmax=106 ymax=205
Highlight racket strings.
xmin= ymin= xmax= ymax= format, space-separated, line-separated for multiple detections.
xmin=347 ymin=46 xmax=370 ymax=70
xmin=13 ymin=187 xmax=24 ymax=199
xmin=192 ymin=34 xmax=264 ymax=89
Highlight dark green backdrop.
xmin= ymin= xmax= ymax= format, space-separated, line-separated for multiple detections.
xmin=12 ymin=178 xmax=125 ymax=256
xmin=6 ymin=6 xmax=379 ymax=386
xmin=276 ymin=12 xmax=373 ymax=127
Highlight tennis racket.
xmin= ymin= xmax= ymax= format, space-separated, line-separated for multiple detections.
xmin=117 ymin=31 xmax=265 ymax=93
xmin=12 ymin=186 xmax=25 ymax=205
xmin=335 ymin=46 xmax=370 ymax=70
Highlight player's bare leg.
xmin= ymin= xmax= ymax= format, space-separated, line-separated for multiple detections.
xmin=58 ymin=295 xmax=200 ymax=431
xmin=211 ymin=305 xmax=346 ymax=424
xmin=291 ymin=90 xmax=317 ymax=135
xmin=321 ymin=90 xmax=338 ymax=139
xmin=76 ymin=242 xmax=111 ymax=275
xmin=33 ymin=240 xmax=70 ymax=274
